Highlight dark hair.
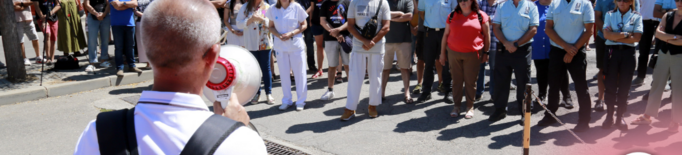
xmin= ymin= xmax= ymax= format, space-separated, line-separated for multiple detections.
xmin=276 ymin=0 xmax=298 ymax=9
xmin=244 ymin=0 xmax=261 ymax=15
xmin=454 ymin=0 xmax=480 ymax=14
xmin=229 ymin=0 xmax=244 ymax=16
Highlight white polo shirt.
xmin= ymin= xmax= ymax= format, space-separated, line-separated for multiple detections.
xmin=73 ymin=91 xmax=267 ymax=155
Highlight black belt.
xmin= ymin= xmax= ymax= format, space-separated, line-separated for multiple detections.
xmin=607 ymin=45 xmax=635 ymax=50
xmin=424 ymin=27 xmax=444 ymax=32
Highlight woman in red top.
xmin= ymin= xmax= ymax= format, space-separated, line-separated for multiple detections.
xmin=439 ymin=0 xmax=490 ymax=119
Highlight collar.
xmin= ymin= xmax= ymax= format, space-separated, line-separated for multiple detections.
xmin=138 ymin=91 xmax=210 ymax=111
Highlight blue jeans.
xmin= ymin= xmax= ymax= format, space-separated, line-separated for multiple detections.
xmin=112 ymin=26 xmax=136 ymax=70
xmin=476 ymin=45 xmax=496 ymax=96
xmin=251 ymin=49 xmax=273 ymax=95
xmin=87 ymin=14 xmax=111 ymax=63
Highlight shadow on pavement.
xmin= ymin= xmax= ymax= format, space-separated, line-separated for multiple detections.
xmin=109 ymin=84 xmax=153 ymax=95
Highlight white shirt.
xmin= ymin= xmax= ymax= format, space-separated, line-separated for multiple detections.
xmin=73 ymin=91 xmax=267 ymax=155
xmin=640 ymin=0 xmax=657 ymax=20
xmin=347 ymin=0 xmax=392 ymax=54
xmin=265 ymin=3 xmax=308 ymax=52
xmin=237 ymin=3 xmax=274 ymax=51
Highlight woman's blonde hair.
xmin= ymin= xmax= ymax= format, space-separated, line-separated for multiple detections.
xmin=613 ymin=0 xmax=636 ymax=12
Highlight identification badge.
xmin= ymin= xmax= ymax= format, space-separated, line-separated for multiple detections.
xmin=357 ymin=5 xmax=367 ymax=16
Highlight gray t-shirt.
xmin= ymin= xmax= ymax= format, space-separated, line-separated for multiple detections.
xmin=385 ymin=0 xmax=413 ymax=43
xmin=348 ymin=0 xmax=392 ymax=54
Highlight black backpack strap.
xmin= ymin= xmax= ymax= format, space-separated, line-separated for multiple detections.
xmin=179 ymin=115 xmax=245 ymax=155
xmin=373 ymin=0 xmax=383 ymax=19
xmin=96 ymin=108 xmax=138 ymax=155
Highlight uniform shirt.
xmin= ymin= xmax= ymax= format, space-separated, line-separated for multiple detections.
xmin=532 ymin=0 xmax=550 ymax=60
xmin=603 ymin=9 xmax=643 ymax=47
xmin=348 ymin=0 xmax=391 ymax=54
xmin=109 ymin=0 xmax=136 ymax=26
xmin=655 ymin=0 xmax=676 ymax=10
xmin=492 ymin=0 xmax=539 ymax=44
xmin=13 ymin=0 xmax=33 ymax=22
xmin=417 ymin=0 xmax=457 ymax=28
xmin=266 ymin=3 xmax=308 ymax=52
xmin=237 ymin=2 xmax=273 ymax=51
xmin=73 ymin=91 xmax=267 ymax=155
xmin=641 ymin=0 xmax=657 ymax=20
xmin=594 ymin=0 xmax=640 ymax=39
xmin=386 ymin=0 xmax=414 ymax=43
xmin=546 ymin=0 xmax=595 ymax=49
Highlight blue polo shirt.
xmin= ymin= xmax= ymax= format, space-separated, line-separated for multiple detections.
xmin=656 ymin=0 xmax=676 ymax=10
xmin=492 ymin=0 xmax=539 ymax=44
xmin=109 ymin=0 xmax=135 ymax=26
xmin=418 ymin=0 xmax=457 ymax=28
xmin=603 ymin=9 xmax=643 ymax=47
xmin=595 ymin=0 xmax=640 ymax=39
xmin=546 ymin=0 xmax=594 ymax=49
xmin=532 ymin=1 xmax=550 ymax=60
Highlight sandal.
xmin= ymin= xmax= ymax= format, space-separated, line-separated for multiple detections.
xmin=311 ymin=70 xmax=323 ymax=78
xmin=450 ymin=107 xmax=460 ymax=118
xmin=668 ymin=122 xmax=679 ymax=133
xmin=630 ymin=115 xmax=652 ymax=125
xmin=465 ymin=108 xmax=474 ymax=119
xmin=404 ymin=97 xmax=414 ymax=104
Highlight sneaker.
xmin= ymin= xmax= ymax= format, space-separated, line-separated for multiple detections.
xmin=129 ymin=67 xmax=143 ymax=73
xmin=632 ymin=77 xmax=645 ymax=86
xmin=116 ymin=70 xmax=124 ymax=77
xmin=475 ymin=94 xmax=482 ymax=101
xmin=562 ymin=98 xmax=574 ymax=109
xmin=251 ymin=93 xmax=260 ymax=104
xmin=266 ymin=94 xmax=276 ymax=105
xmin=279 ymin=104 xmax=292 ymax=110
xmin=412 ymin=84 xmax=422 ymax=94
xmin=368 ymin=105 xmax=378 ymax=118
xmin=85 ymin=65 xmax=95 ymax=72
xmin=100 ymin=61 xmax=111 ymax=68
xmin=335 ymin=75 xmax=343 ymax=83
xmin=488 ymin=108 xmax=507 ymax=122
xmin=24 ymin=58 xmax=32 ymax=66
xmin=35 ymin=57 xmax=45 ymax=64
xmin=594 ymin=100 xmax=605 ymax=111
xmin=320 ymin=90 xmax=335 ymax=100
xmin=296 ymin=104 xmax=304 ymax=111
xmin=340 ymin=108 xmax=355 ymax=121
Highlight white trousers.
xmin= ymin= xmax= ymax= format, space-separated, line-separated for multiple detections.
xmin=345 ymin=52 xmax=385 ymax=111
xmin=276 ymin=50 xmax=308 ymax=106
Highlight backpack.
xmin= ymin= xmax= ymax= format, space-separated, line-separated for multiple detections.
xmin=54 ymin=55 xmax=80 ymax=70
xmin=96 ymin=107 xmax=245 ymax=155
xmin=355 ymin=0 xmax=383 ymax=40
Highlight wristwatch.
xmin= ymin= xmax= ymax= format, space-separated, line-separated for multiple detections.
xmin=513 ymin=42 xmax=519 ymax=48
xmin=623 ymin=32 xmax=629 ymax=38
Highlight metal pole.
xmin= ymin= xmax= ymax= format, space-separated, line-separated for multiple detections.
xmin=523 ymin=84 xmax=532 ymax=155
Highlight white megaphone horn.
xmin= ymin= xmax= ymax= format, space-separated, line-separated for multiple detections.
xmin=203 ymin=45 xmax=262 ymax=108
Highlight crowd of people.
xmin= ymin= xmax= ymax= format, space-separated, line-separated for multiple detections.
xmin=11 ymin=0 xmax=681 ymax=134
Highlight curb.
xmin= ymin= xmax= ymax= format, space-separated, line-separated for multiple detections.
xmin=0 ymin=70 xmax=154 ymax=106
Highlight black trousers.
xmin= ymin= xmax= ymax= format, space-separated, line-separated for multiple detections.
xmin=604 ymin=46 xmax=636 ymax=118
xmin=545 ymin=46 xmax=592 ymax=123
xmin=493 ymin=43 xmax=531 ymax=113
xmin=422 ymin=29 xmax=451 ymax=95
xmin=304 ymin=28 xmax=317 ymax=71
xmin=534 ymin=59 xmax=570 ymax=98
xmin=636 ymin=20 xmax=659 ymax=78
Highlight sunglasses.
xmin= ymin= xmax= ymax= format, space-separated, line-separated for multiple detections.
xmin=457 ymin=0 xmax=468 ymax=2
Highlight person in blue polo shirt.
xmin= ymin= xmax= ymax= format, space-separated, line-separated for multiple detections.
xmin=415 ymin=0 xmax=457 ymax=103
xmin=537 ymin=0 xmax=595 ymax=132
xmin=109 ymin=0 xmax=142 ymax=76
xmin=487 ymin=0 xmax=538 ymax=123
xmin=601 ymin=0 xmax=642 ymax=132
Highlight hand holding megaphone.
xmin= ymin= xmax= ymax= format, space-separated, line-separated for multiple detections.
xmin=212 ymin=93 xmax=251 ymax=126
xmin=204 ymin=45 xmax=262 ymax=108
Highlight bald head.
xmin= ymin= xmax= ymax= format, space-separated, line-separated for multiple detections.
xmin=141 ymin=0 xmax=221 ymax=69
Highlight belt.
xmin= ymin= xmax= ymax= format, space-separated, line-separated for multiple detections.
xmin=607 ymin=45 xmax=635 ymax=50
xmin=424 ymin=27 xmax=443 ymax=32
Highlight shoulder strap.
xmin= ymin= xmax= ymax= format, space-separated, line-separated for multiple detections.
xmin=179 ymin=115 xmax=245 ymax=155
xmin=96 ymin=108 xmax=138 ymax=155
xmin=372 ymin=0 xmax=383 ymax=19
xmin=477 ymin=11 xmax=482 ymax=25
xmin=448 ymin=11 xmax=455 ymax=23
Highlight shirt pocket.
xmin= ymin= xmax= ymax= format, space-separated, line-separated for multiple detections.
xmin=569 ymin=11 xmax=583 ymax=25
xmin=501 ymin=13 xmax=512 ymax=28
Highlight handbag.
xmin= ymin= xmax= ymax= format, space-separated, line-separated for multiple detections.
xmin=355 ymin=0 xmax=383 ymax=40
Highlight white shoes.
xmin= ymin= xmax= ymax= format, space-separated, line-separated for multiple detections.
xmin=296 ymin=104 xmax=304 ymax=111
xmin=279 ymin=104 xmax=292 ymax=110
xmin=35 ymin=57 xmax=45 ymax=64
xmin=100 ymin=61 xmax=111 ymax=68
xmin=24 ymin=58 xmax=32 ymax=66
xmin=320 ymin=91 xmax=335 ymax=100
xmin=85 ymin=65 xmax=95 ymax=72
xmin=266 ymin=94 xmax=276 ymax=105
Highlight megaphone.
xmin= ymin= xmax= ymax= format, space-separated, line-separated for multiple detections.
xmin=203 ymin=45 xmax=262 ymax=108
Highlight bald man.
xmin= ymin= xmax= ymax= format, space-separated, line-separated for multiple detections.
xmin=73 ymin=0 xmax=267 ymax=154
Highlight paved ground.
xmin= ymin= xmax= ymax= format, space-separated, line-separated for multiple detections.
xmin=1 ymin=41 xmax=681 ymax=154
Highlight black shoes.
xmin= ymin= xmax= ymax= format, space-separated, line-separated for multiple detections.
xmin=475 ymin=94 xmax=482 ymax=101
xmin=562 ymin=98 xmax=574 ymax=109
xmin=602 ymin=116 xmax=614 ymax=129
xmin=488 ymin=108 xmax=507 ymax=122
xmin=537 ymin=117 xmax=558 ymax=126
xmin=416 ymin=94 xmax=431 ymax=103
xmin=573 ymin=123 xmax=590 ymax=132
xmin=594 ymin=100 xmax=605 ymax=111
xmin=615 ymin=118 xmax=629 ymax=132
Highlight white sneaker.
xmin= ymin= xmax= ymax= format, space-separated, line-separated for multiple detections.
xmin=320 ymin=90 xmax=335 ymax=100
xmin=85 ymin=65 xmax=95 ymax=72
xmin=267 ymin=94 xmax=276 ymax=105
xmin=100 ymin=61 xmax=111 ymax=68
xmin=296 ymin=104 xmax=305 ymax=111
xmin=35 ymin=57 xmax=45 ymax=64
xmin=279 ymin=104 xmax=292 ymax=110
xmin=24 ymin=58 xmax=32 ymax=66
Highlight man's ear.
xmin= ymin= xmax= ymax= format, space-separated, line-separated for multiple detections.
xmin=204 ymin=44 xmax=221 ymax=67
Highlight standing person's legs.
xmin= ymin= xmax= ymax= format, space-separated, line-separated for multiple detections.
xmin=488 ymin=44 xmax=497 ymax=97
xmin=304 ymin=28 xmax=317 ymax=71
xmin=99 ymin=17 xmax=111 ymax=62
xmin=324 ymin=41 xmax=341 ymax=89
xmin=262 ymin=50 xmax=273 ymax=95
xmin=447 ymin=50 xmax=465 ymax=108
xmin=87 ymin=15 xmax=102 ymax=64
xmin=669 ymin=53 xmax=682 ymax=124
xmin=44 ymin=20 xmax=59 ymax=62
xmin=476 ymin=62 xmax=486 ymax=97
xmin=615 ymin=48 xmax=636 ymax=123
xmin=511 ymin=45 xmax=532 ymax=115
xmin=291 ymin=50 xmax=308 ymax=106
xmin=490 ymin=52 xmax=512 ymax=121
xmin=382 ymin=43 xmax=398 ymax=98
xmin=644 ymin=51 xmax=672 ymax=119
xmin=251 ymin=50 xmax=274 ymax=95
xmin=635 ymin=20 xmax=658 ymax=81
xmin=346 ymin=52 xmax=368 ymax=111
xmin=462 ymin=52 xmax=480 ymax=112
xmin=595 ymin=37 xmax=607 ymax=107
xmin=277 ymin=51 xmax=294 ymax=106
xmin=112 ymin=26 xmax=126 ymax=71
xmin=123 ymin=27 xmax=137 ymax=70
xmin=414 ymin=31 xmax=426 ymax=93
xmin=26 ymin=22 xmax=41 ymax=60
xmin=395 ymin=42 xmax=413 ymax=101
xmin=368 ymin=51 xmax=385 ymax=107
xmin=534 ymin=59 xmax=550 ymax=99
xmin=418 ymin=30 xmax=438 ymax=101
xmin=314 ymin=30 xmax=325 ymax=76
xmin=541 ymin=47 xmax=568 ymax=124
xmin=565 ymin=49 xmax=592 ymax=129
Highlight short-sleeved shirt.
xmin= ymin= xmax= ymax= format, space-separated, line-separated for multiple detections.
xmin=32 ymin=0 xmax=59 ymax=21
xmin=595 ymin=0 xmax=640 ymax=39
xmin=320 ymin=0 xmax=351 ymax=41
xmin=546 ymin=0 xmax=595 ymax=49
xmin=641 ymin=0 xmax=657 ymax=20
xmin=446 ymin=10 xmax=489 ymax=53
xmin=312 ymin=0 xmax=325 ymax=25
xmin=603 ymin=9 xmax=643 ymax=47
xmin=14 ymin=0 xmax=33 ymax=22
xmin=109 ymin=0 xmax=136 ymax=26
xmin=492 ymin=0 xmax=539 ymax=44
xmin=266 ymin=3 xmax=309 ymax=52
xmin=386 ymin=0 xmax=413 ymax=43
xmin=348 ymin=0 xmax=392 ymax=54
xmin=655 ymin=0 xmax=676 ymax=10
xmin=478 ymin=0 xmax=500 ymax=44
xmin=417 ymin=0 xmax=457 ymax=28
xmin=532 ymin=0 xmax=550 ymax=60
